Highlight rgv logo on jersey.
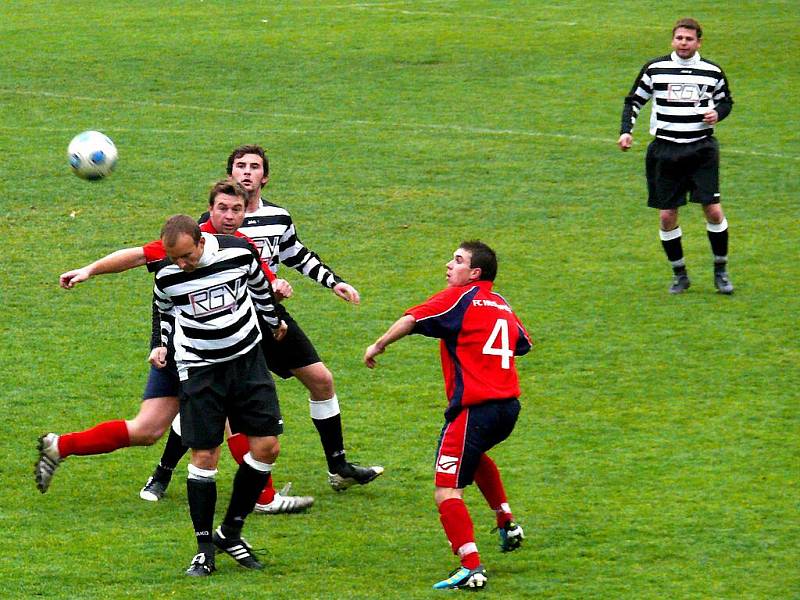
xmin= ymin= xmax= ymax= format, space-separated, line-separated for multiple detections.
xmin=251 ymin=236 xmax=281 ymax=263
xmin=667 ymin=82 xmax=710 ymax=103
xmin=189 ymin=281 xmax=241 ymax=317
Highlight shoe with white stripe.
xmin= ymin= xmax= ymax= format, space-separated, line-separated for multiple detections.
xmin=254 ymin=482 xmax=314 ymax=514
xmin=140 ymin=476 xmax=169 ymax=502
xmin=212 ymin=527 xmax=264 ymax=570
xmin=328 ymin=463 xmax=384 ymax=491
xmin=35 ymin=433 xmax=62 ymax=493
xmin=432 ymin=565 xmax=487 ymax=590
xmin=497 ymin=521 xmax=524 ymax=552
xmin=185 ymin=551 xmax=216 ymax=577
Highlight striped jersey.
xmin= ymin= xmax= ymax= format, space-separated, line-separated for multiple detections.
xmin=405 ymin=280 xmax=532 ymax=420
xmin=152 ymin=233 xmax=280 ymax=378
xmin=620 ymin=51 xmax=733 ymax=143
xmin=201 ymin=198 xmax=344 ymax=289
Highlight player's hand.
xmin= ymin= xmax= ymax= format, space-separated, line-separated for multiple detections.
xmin=363 ymin=343 xmax=384 ymax=369
xmin=617 ymin=133 xmax=633 ymax=151
xmin=149 ymin=347 xmax=168 ymax=369
xmin=334 ymin=282 xmax=360 ymax=305
xmin=272 ymin=320 xmax=288 ymax=341
xmin=703 ymin=109 xmax=719 ymax=125
xmin=272 ymin=278 xmax=293 ymax=301
xmin=60 ymin=267 xmax=91 ymax=289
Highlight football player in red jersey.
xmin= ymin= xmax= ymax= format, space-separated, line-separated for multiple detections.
xmin=364 ymin=241 xmax=532 ymax=591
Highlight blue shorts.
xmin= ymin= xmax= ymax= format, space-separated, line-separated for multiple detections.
xmin=434 ymin=398 xmax=520 ymax=489
xmin=142 ymin=360 xmax=180 ymax=400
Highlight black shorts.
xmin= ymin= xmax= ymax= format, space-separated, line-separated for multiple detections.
xmin=646 ymin=136 xmax=720 ymax=209
xmin=434 ymin=398 xmax=520 ymax=489
xmin=259 ymin=305 xmax=321 ymax=379
xmin=179 ymin=345 xmax=283 ymax=450
xmin=142 ymin=359 xmax=180 ymax=400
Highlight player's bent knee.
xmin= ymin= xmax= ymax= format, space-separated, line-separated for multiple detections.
xmin=249 ymin=436 xmax=280 ymax=464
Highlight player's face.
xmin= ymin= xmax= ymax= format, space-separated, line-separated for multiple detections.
xmin=209 ymin=193 xmax=246 ymax=235
xmin=230 ymin=153 xmax=268 ymax=196
xmin=446 ymin=248 xmax=480 ymax=287
xmin=165 ymin=233 xmax=205 ymax=272
xmin=672 ymin=27 xmax=701 ymax=59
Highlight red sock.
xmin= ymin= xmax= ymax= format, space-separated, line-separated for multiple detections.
xmin=58 ymin=420 xmax=130 ymax=458
xmin=438 ymin=497 xmax=481 ymax=569
xmin=474 ymin=454 xmax=514 ymax=527
xmin=226 ymin=433 xmax=249 ymax=464
xmin=256 ymin=475 xmax=276 ymax=505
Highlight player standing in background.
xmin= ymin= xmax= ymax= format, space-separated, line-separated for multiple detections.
xmin=222 ymin=144 xmax=383 ymax=492
xmin=618 ymin=18 xmax=734 ymax=294
xmin=153 ymin=215 xmax=286 ymax=576
xmin=364 ymin=241 xmax=531 ymax=591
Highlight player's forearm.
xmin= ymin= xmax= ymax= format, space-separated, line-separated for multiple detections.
xmin=85 ymin=247 xmax=147 ymax=276
xmin=373 ymin=315 xmax=416 ymax=352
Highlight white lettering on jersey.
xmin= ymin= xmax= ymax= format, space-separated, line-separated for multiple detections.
xmin=471 ymin=298 xmax=511 ymax=313
xmin=189 ymin=280 xmax=241 ymax=317
xmin=667 ymin=83 xmax=709 ymax=102
xmin=436 ymin=454 xmax=460 ymax=474
xmin=251 ymin=236 xmax=281 ymax=262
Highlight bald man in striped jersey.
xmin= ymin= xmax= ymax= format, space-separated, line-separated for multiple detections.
xmin=618 ymin=18 xmax=734 ymax=295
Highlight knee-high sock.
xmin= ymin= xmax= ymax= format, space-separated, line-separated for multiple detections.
xmin=707 ymin=218 xmax=729 ymax=266
xmin=310 ymin=396 xmax=346 ymax=472
xmin=222 ymin=454 xmax=271 ymax=537
xmin=438 ymin=497 xmax=481 ymax=569
xmin=227 ymin=433 xmax=275 ymax=504
xmin=58 ymin=420 xmax=130 ymax=458
xmin=474 ymin=454 xmax=514 ymax=528
xmin=156 ymin=426 xmax=188 ymax=476
xmin=659 ymin=227 xmax=685 ymax=272
xmin=187 ymin=464 xmax=217 ymax=547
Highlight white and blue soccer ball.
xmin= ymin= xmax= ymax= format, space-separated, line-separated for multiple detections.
xmin=67 ymin=130 xmax=118 ymax=180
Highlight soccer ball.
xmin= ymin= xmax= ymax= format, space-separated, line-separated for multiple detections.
xmin=67 ymin=131 xmax=118 ymax=180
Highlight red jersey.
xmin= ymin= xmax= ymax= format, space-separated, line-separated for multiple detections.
xmin=405 ymin=280 xmax=531 ymax=418
xmin=142 ymin=221 xmax=275 ymax=282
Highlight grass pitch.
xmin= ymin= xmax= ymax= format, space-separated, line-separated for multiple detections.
xmin=1 ymin=1 xmax=797 ymax=598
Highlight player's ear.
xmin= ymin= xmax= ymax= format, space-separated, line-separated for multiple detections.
xmin=471 ymin=266 xmax=482 ymax=281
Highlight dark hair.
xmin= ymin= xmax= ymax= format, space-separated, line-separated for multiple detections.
xmin=161 ymin=214 xmax=201 ymax=247
xmin=459 ymin=240 xmax=497 ymax=282
xmin=208 ymin=179 xmax=247 ymax=207
xmin=226 ymin=144 xmax=270 ymax=183
xmin=673 ymin=18 xmax=702 ymax=39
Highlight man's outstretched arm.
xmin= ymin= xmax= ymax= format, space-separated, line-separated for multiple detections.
xmin=364 ymin=314 xmax=417 ymax=368
xmin=60 ymin=247 xmax=147 ymax=289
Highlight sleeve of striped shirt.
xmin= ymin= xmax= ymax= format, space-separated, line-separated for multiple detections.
xmin=150 ymin=294 xmax=162 ymax=350
xmin=153 ymin=283 xmax=175 ymax=347
xmin=712 ymin=67 xmax=733 ymax=121
xmin=278 ymin=217 xmax=345 ymax=289
xmin=245 ymin=246 xmax=281 ymax=328
xmin=620 ymin=63 xmax=653 ymax=134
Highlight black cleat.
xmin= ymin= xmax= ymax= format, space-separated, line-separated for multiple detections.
xmin=185 ymin=551 xmax=216 ymax=577
xmin=714 ymin=270 xmax=734 ymax=295
xmin=328 ymin=463 xmax=384 ymax=491
xmin=669 ymin=273 xmax=691 ymax=294
xmin=212 ymin=527 xmax=264 ymax=570
xmin=139 ymin=476 xmax=169 ymax=502
xmin=35 ymin=433 xmax=61 ymax=493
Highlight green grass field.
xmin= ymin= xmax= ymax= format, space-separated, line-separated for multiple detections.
xmin=1 ymin=1 xmax=797 ymax=598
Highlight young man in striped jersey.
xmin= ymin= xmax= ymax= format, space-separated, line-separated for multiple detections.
xmin=618 ymin=18 xmax=734 ymax=295
xmin=223 ymin=144 xmax=383 ymax=491
xmin=364 ymin=241 xmax=532 ymax=591
xmin=154 ymin=214 xmax=286 ymax=576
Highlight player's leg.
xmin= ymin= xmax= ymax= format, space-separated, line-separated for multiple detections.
xmin=35 ymin=394 xmax=179 ymax=494
xmin=474 ymin=454 xmax=524 ymax=552
xmin=692 ymin=138 xmax=733 ymax=294
xmin=648 ymin=140 xmax=691 ymax=293
xmin=431 ymin=409 xmax=486 ymax=590
xmin=179 ymin=363 xmax=226 ymax=577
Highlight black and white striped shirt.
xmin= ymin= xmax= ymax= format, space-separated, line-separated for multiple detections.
xmin=153 ymin=233 xmax=280 ymax=378
xmin=620 ymin=51 xmax=733 ymax=143
xmin=203 ymin=199 xmax=344 ymax=289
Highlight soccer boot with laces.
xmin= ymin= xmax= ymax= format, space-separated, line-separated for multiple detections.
xmin=328 ymin=462 xmax=385 ymax=491
xmin=714 ymin=269 xmax=734 ymax=295
xmin=185 ymin=551 xmax=216 ymax=577
xmin=497 ymin=520 xmax=525 ymax=552
xmin=212 ymin=526 xmax=264 ymax=570
xmin=254 ymin=482 xmax=314 ymax=514
xmin=35 ymin=433 xmax=62 ymax=493
xmin=669 ymin=273 xmax=691 ymax=294
xmin=432 ymin=565 xmax=488 ymax=590
xmin=139 ymin=475 xmax=169 ymax=502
